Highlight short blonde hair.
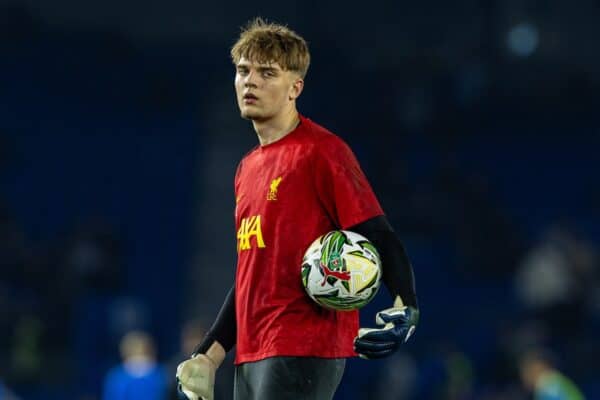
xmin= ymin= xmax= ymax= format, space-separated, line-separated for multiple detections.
xmin=231 ymin=18 xmax=310 ymax=78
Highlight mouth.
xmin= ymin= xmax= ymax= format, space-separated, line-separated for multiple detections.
xmin=243 ymin=93 xmax=258 ymax=104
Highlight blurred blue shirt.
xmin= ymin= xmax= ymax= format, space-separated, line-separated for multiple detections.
xmin=102 ymin=360 xmax=168 ymax=400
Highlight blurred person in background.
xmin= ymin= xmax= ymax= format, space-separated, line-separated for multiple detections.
xmin=176 ymin=17 xmax=419 ymax=400
xmin=102 ymin=330 xmax=168 ymax=400
xmin=0 ymin=379 xmax=21 ymax=400
xmin=519 ymin=349 xmax=585 ymax=400
xmin=514 ymin=224 xmax=597 ymax=348
xmin=439 ymin=347 xmax=474 ymax=400
xmin=64 ymin=221 xmax=129 ymax=399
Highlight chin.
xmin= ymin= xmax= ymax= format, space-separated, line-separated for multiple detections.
xmin=240 ymin=109 xmax=264 ymax=121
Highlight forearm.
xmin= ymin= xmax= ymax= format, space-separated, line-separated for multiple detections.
xmin=192 ymin=284 xmax=237 ymax=357
xmin=376 ymin=230 xmax=418 ymax=308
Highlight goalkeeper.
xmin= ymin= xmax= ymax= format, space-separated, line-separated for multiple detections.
xmin=177 ymin=18 xmax=419 ymax=400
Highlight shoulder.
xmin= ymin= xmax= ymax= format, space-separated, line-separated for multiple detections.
xmin=147 ymin=365 xmax=169 ymax=384
xmin=104 ymin=365 xmax=126 ymax=382
xmin=239 ymin=144 xmax=260 ymax=164
xmin=236 ymin=145 xmax=260 ymax=176
xmin=300 ymin=116 xmax=353 ymax=155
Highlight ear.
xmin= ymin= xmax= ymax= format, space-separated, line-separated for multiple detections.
xmin=289 ymin=77 xmax=304 ymax=101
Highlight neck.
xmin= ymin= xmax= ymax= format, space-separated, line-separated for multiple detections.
xmin=253 ymin=107 xmax=300 ymax=146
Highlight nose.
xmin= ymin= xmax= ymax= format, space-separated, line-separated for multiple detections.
xmin=243 ymin=70 xmax=258 ymax=88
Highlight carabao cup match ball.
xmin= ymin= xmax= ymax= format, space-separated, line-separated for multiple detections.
xmin=301 ymin=230 xmax=382 ymax=311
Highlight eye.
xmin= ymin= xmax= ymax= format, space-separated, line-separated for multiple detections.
xmin=262 ymin=70 xmax=276 ymax=78
xmin=237 ymin=67 xmax=249 ymax=76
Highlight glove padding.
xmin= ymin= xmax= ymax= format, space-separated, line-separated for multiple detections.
xmin=354 ymin=301 xmax=419 ymax=359
xmin=176 ymin=354 xmax=216 ymax=400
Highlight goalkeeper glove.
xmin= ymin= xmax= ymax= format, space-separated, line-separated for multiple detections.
xmin=354 ymin=296 xmax=419 ymax=359
xmin=176 ymin=354 xmax=216 ymax=400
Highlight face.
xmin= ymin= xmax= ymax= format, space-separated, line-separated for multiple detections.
xmin=234 ymin=57 xmax=304 ymax=121
xmin=519 ymin=359 xmax=544 ymax=390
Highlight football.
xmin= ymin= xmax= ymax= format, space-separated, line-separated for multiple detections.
xmin=301 ymin=230 xmax=382 ymax=311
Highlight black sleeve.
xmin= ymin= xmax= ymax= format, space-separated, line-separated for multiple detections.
xmin=348 ymin=215 xmax=418 ymax=308
xmin=191 ymin=284 xmax=236 ymax=356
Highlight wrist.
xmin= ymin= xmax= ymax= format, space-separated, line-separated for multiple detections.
xmin=202 ymin=341 xmax=226 ymax=368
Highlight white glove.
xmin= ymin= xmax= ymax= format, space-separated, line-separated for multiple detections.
xmin=176 ymin=354 xmax=216 ymax=400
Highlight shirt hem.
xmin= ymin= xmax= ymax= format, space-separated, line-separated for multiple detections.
xmin=234 ymin=350 xmax=357 ymax=365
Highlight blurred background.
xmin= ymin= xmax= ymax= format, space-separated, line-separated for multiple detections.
xmin=1 ymin=0 xmax=599 ymax=399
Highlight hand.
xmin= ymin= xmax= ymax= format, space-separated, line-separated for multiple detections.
xmin=354 ymin=296 xmax=419 ymax=359
xmin=176 ymin=354 xmax=216 ymax=400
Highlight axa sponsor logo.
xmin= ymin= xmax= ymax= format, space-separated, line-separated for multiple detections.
xmin=237 ymin=215 xmax=265 ymax=251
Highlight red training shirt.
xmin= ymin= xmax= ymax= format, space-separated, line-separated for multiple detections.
xmin=234 ymin=114 xmax=383 ymax=364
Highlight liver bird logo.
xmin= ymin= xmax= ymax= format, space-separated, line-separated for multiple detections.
xmin=267 ymin=176 xmax=282 ymax=201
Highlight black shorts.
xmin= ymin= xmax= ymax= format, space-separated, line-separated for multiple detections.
xmin=234 ymin=357 xmax=345 ymax=400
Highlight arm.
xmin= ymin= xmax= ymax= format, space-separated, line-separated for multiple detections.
xmin=310 ymin=136 xmax=417 ymax=358
xmin=349 ymin=215 xmax=417 ymax=308
xmin=349 ymin=215 xmax=420 ymax=359
xmin=192 ymin=284 xmax=236 ymax=359
xmin=177 ymin=285 xmax=236 ymax=400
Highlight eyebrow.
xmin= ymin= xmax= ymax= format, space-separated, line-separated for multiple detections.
xmin=236 ymin=63 xmax=281 ymax=73
xmin=258 ymin=66 xmax=279 ymax=73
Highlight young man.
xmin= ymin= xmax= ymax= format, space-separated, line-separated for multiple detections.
xmin=176 ymin=18 xmax=419 ymax=400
